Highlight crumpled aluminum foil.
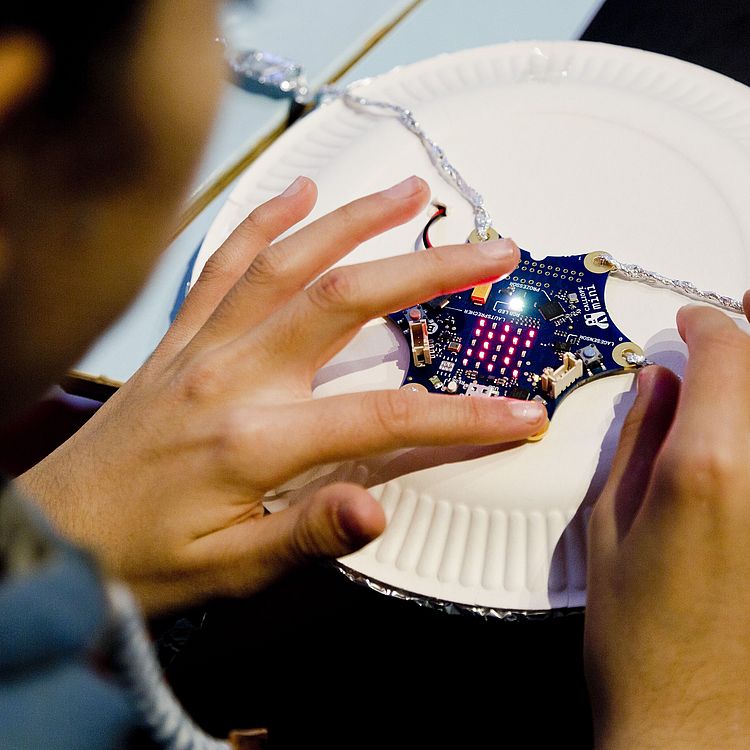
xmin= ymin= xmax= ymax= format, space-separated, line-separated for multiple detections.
xmin=332 ymin=562 xmax=584 ymax=621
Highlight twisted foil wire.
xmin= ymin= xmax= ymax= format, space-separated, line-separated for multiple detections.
xmin=324 ymin=86 xmax=743 ymax=316
xmin=594 ymin=253 xmax=744 ymax=314
xmin=327 ymin=86 xmax=492 ymax=240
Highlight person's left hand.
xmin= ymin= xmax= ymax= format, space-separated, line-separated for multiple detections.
xmin=18 ymin=176 xmax=546 ymax=614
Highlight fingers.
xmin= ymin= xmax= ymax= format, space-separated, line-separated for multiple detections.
xmin=209 ymin=483 xmax=386 ymax=595
xmin=673 ymin=303 xmax=750 ymax=442
xmin=744 ymin=289 xmax=750 ymax=321
xmin=165 ymin=176 xmax=317 ymax=351
xmin=590 ymin=366 xmax=680 ymax=554
xmin=194 ymin=175 xmax=431 ymax=345
xmin=256 ymin=237 xmax=520 ymax=375
xmin=272 ymin=389 xmax=547 ymax=476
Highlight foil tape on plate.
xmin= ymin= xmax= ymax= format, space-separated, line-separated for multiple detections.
xmin=332 ymin=561 xmax=584 ymax=621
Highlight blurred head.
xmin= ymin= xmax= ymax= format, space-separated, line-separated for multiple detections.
xmin=0 ymin=1 xmax=224 ymax=420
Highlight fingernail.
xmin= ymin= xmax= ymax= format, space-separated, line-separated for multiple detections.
xmin=477 ymin=239 xmax=516 ymax=259
xmin=281 ymin=175 xmax=307 ymax=198
xmin=508 ymin=400 xmax=547 ymax=423
xmin=382 ymin=175 xmax=423 ymax=199
xmin=636 ymin=365 xmax=655 ymax=393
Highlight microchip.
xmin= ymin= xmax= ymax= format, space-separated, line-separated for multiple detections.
xmin=539 ymin=300 xmax=566 ymax=321
xmin=508 ymin=386 xmax=532 ymax=401
xmin=554 ymin=341 xmax=573 ymax=353
xmin=447 ymin=341 xmax=462 ymax=353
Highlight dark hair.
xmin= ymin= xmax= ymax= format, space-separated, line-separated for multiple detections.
xmin=1 ymin=5 xmax=145 ymax=121
xmin=0 ymin=4 xmax=148 ymax=196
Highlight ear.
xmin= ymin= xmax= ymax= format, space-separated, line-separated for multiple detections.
xmin=0 ymin=34 xmax=47 ymax=125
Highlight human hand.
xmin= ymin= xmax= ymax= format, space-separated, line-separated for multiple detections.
xmin=585 ymin=299 xmax=750 ymax=749
xmin=18 ymin=176 xmax=547 ymax=614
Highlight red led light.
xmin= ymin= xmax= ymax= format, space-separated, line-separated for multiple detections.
xmin=503 ymin=356 xmax=511 ymax=366
xmin=504 ymin=324 xmax=511 ymax=332
xmin=487 ymin=364 xmax=494 ymax=372
xmin=529 ymin=330 xmax=536 ymax=338
xmin=508 ymin=347 xmax=515 ymax=355
xmin=466 ymin=348 xmax=473 ymax=357
xmin=488 ymin=331 xmax=494 ymax=339
xmin=525 ymin=340 xmax=531 ymax=348
xmin=462 ymin=358 xmax=468 ymax=366
xmin=500 ymin=334 xmax=506 ymax=342
xmin=512 ymin=369 xmax=519 ymax=378
xmin=479 ymin=319 xmax=486 ymax=327
xmin=478 ymin=351 xmax=486 ymax=360
xmin=483 ymin=342 xmax=490 ymax=350
xmin=512 ymin=337 xmax=519 ymax=345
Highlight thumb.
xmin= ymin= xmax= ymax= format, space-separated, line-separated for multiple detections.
xmin=223 ymin=483 xmax=386 ymax=594
xmin=590 ymin=366 xmax=680 ymax=550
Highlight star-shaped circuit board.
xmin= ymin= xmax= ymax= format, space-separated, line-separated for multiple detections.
xmin=389 ymin=246 xmax=643 ymax=420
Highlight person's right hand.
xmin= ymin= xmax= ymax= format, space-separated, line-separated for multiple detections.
xmin=585 ymin=298 xmax=750 ymax=749
xmin=19 ymin=175 xmax=547 ymax=614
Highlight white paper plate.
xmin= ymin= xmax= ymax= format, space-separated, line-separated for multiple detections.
xmin=191 ymin=41 xmax=750 ymax=613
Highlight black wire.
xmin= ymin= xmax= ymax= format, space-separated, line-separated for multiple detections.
xmin=421 ymin=204 xmax=447 ymax=248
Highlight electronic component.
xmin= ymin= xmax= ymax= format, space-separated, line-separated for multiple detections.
xmin=429 ymin=375 xmax=443 ymax=390
xmin=407 ymin=307 xmax=432 ymax=367
xmin=447 ymin=341 xmax=462 ymax=353
xmin=425 ymin=294 xmax=451 ymax=310
xmin=576 ymin=344 xmax=604 ymax=368
xmin=568 ymin=293 xmax=578 ymax=304
xmin=539 ymin=300 xmax=566 ymax=321
xmin=471 ymin=283 xmax=493 ymax=305
xmin=439 ymin=360 xmax=455 ymax=373
xmin=508 ymin=386 xmax=532 ymax=401
xmin=446 ymin=380 xmax=459 ymax=393
xmin=554 ymin=341 xmax=573 ymax=353
xmin=540 ymin=352 xmax=583 ymax=398
xmin=466 ymin=384 xmax=501 ymax=398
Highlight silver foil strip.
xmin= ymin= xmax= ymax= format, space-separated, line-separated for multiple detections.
xmin=332 ymin=561 xmax=584 ymax=622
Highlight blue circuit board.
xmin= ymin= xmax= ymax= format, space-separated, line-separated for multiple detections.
xmin=389 ymin=247 xmax=639 ymax=418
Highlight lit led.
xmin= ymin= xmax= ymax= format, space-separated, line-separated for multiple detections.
xmin=529 ymin=330 xmax=536 ymax=338
xmin=503 ymin=356 xmax=511 ymax=366
xmin=512 ymin=369 xmax=519 ymax=378
xmin=462 ymin=358 xmax=468 ymax=366
xmin=483 ymin=342 xmax=490 ymax=350
xmin=524 ymin=340 xmax=531 ymax=348
xmin=479 ymin=319 xmax=486 ymax=327
xmin=508 ymin=296 xmax=524 ymax=312
xmin=508 ymin=347 xmax=515 ymax=355
xmin=512 ymin=337 xmax=519 ymax=345
xmin=500 ymin=334 xmax=506 ymax=342
xmin=478 ymin=351 xmax=486 ymax=360
xmin=488 ymin=332 xmax=494 ymax=339
xmin=466 ymin=348 xmax=473 ymax=357
xmin=504 ymin=324 xmax=511 ymax=332
xmin=492 ymin=355 xmax=497 ymax=361
xmin=487 ymin=364 xmax=494 ymax=372
xmin=475 ymin=328 xmax=482 ymax=337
